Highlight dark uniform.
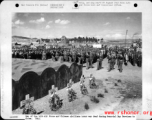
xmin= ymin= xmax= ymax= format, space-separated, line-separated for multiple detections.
xmin=99 ymin=53 xmax=103 ymax=69
xmin=107 ymin=53 xmax=112 ymax=72
xmin=72 ymin=52 xmax=77 ymax=63
xmin=111 ymin=53 xmax=116 ymax=69
xmin=117 ymin=53 xmax=123 ymax=72
xmin=89 ymin=52 xmax=93 ymax=68
xmin=137 ymin=52 xmax=142 ymax=67
xmin=55 ymin=52 xmax=59 ymax=61
xmin=86 ymin=53 xmax=89 ymax=69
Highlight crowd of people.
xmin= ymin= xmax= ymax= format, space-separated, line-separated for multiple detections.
xmin=12 ymin=44 xmax=142 ymax=73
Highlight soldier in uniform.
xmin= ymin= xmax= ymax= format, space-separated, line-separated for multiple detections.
xmin=111 ymin=52 xmax=116 ymax=69
xmin=55 ymin=52 xmax=59 ymax=61
xmin=124 ymin=52 xmax=129 ymax=65
xmin=96 ymin=58 xmax=100 ymax=70
xmin=24 ymin=51 xmax=28 ymax=59
xmin=63 ymin=51 xmax=66 ymax=61
xmin=78 ymin=51 xmax=82 ymax=65
xmin=81 ymin=51 xmax=86 ymax=65
xmin=89 ymin=52 xmax=94 ymax=68
xmin=86 ymin=52 xmax=90 ymax=69
xmin=117 ymin=52 xmax=124 ymax=72
xmin=80 ymin=75 xmax=88 ymax=95
xmin=132 ymin=51 xmax=136 ymax=66
xmin=46 ymin=50 xmax=51 ymax=59
xmin=42 ymin=51 xmax=46 ymax=60
xmin=72 ymin=52 xmax=77 ymax=63
xmin=12 ymin=50 xmax=15 ymax=58
xmin=67 ymin=79 xmax=77 ymax=102
xmin=19 ymin=50 xmax=24 ymax=58
xmin=107 ymin=52 xmax=112 ymax=72
xmin=96 ymin=52 xmax=100 ymax=70
xmin=137 ymin=51 xmax=142 ymax=67
xmin=14 ymin=50 xmax=17 ymax=58
xmin=99 ymin=52 xmax=103 ymax=69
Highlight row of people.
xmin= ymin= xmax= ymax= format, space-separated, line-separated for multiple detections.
xmin=107 ymin=48 xmax=142 ymax=72
xmin=13 ymin=46 xmax=142 ymax=70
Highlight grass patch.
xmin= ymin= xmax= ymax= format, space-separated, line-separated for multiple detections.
xmin=90 ymin=96 xmax=100 ymax=103
xmin=105 ymin=88 xmax=108 ymax=93
xmin=117 ymin=79 xmax=121 ymax=83
xmin=84 ymin=103 xmax=89 ymax=110
xmin=115 ymin=83 xmax=118 ymax=86
xmin=97 ymin=93 xmax=104 ymax=98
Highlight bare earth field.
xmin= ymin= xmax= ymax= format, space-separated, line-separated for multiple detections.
xmin=13 ymin=58 xmax=142 ymax=115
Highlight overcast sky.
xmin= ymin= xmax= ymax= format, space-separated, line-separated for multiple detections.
xmin=12 ymin=13 xmax=141 ymax=40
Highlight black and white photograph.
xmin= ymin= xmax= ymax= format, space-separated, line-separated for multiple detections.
xmin=11 ymin=13 xmax=142 ymax=115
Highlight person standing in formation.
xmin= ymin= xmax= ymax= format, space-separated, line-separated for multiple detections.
xmin=111 ymin=52 xmax=116 ymax=69
xmin=107 ymin=52 xmax=112 ymax=72
xmin=89 ymin=52 xmax=94 ymax=68
xmin=123 ymin=51 xmax=128 ymax=66
xmin=42 ymin=51 xmax=46 ymax=60
xmin=86 ymin=52 xmax=90 ymax=69
xmin=99 ymin=51 xmax=103 ymax=69
xmin=117 ymin=51 xmax=124 ymax=72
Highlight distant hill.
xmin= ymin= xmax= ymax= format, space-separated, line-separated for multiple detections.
xmin=106 ymin=39 xmax=141 ymax=43
xmin=12 ymin=36 xmax=31 ymax=39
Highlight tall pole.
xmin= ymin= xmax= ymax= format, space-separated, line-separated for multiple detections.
xmin=30 ymin=34 xmax=31 ymax=44
xmin=125 ymin=30 xmax=128 ymax=47
xmin=132 ymin=34 xmax=134 ymax=43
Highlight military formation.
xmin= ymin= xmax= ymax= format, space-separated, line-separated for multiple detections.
xmin=106 ymin=46 xmax=142 ymax=72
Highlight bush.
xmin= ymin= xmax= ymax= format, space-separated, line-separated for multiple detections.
xmin=105 ymin=88 xmax=108 ymax=93
xmin=90 ymin=96 xmax=99 ymax=103
xmin=117 ymin=79 xmax=121 ymax=83
xmin=114 ymin=83 xmax=118 ymax=86
xmin=84 ymin=103 xmax=89 ymax=110
xmin=97 ymin=93 xmax=104 ymax=98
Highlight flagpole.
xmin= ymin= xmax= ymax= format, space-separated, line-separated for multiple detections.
xmin=132 ymin=34 xmax=134 ymax=44
xmin=125 ymin=30 xmax=128 ymax=48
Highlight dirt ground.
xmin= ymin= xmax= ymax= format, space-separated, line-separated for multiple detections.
xmin=13 ymin=58 xmax=142 ymax=116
